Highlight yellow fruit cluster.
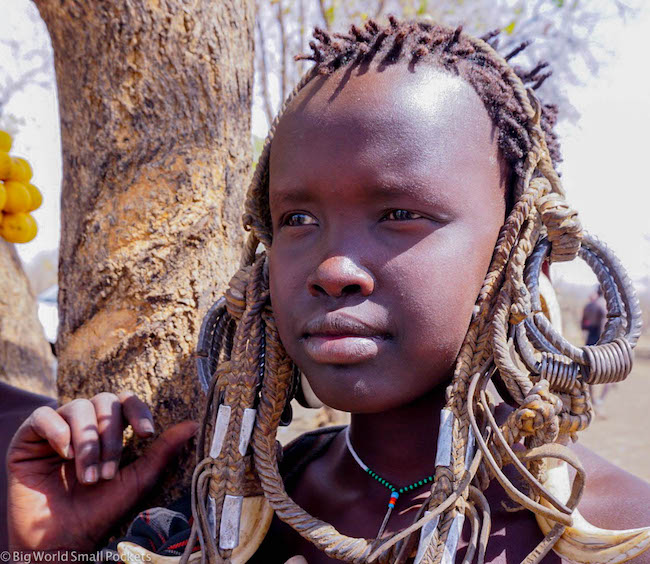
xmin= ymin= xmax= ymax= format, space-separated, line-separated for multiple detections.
xmin=0 ymin=130 xmax=41 ymax=244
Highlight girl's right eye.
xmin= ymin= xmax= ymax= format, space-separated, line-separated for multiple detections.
xmin=282 ymin=212 xmax=318 ymax=227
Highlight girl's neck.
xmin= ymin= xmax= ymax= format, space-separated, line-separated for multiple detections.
xmin=347 ymin=383 xmax=449 ymax=488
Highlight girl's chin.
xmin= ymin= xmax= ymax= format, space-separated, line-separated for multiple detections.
xmin=304 ymin=378 xmax=411 ymax=414
xmin=303 ymin=370 xmax=453 ymax=414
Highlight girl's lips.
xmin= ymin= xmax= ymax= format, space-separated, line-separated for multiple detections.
xmin=302 ymin=334 xmax=385 ymax=364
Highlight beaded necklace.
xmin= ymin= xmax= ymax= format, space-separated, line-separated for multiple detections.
xmin=344 ymin=426 xmax=436 ymax=539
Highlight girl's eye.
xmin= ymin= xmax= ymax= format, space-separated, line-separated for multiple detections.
xmin=282 ymin=212 xmax=318 ymax=227
xmin=382 ymin=209 xmax=424 ymax=221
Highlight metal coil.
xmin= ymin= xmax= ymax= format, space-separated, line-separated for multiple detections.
xmin=513 ymin=322 xmax=540 ymax=375
xmin=582 ymin=338 xmax=634 ymax=384
xmin=196 ymin=296 xmax=228 ymax=392
xmin=539 ymin=353 xmax=579 ymax=393
xmin=524 ymin=234 xmax=642 ymax=365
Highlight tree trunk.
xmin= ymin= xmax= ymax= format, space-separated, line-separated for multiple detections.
xmin=0 ymin=240 xmax=55 ymax=396
xmin=34 ymin=0 xmax=254 ymax=508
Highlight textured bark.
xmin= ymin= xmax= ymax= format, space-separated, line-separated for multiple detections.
xmin=34 ymin=0 xmax=254 ymax=508
xmin=0 ymin=240 xmax=55 ymax=396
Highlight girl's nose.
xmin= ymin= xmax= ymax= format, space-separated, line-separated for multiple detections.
xmin=307 ymin=255 xmax=375 ymax=298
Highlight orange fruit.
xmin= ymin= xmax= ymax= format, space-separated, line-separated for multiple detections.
xmin=3 ymin=181 xmax=32 ymax=213
xmin=9 ymin=157 xmax=33 ymax=183
xmin=0 ymin=152 xmax=11 ymax=180
xmin=0 ymin=212 xmax=37 ymax=243
xmin=0 ymin=131 xmax=11 ymax=152
xmin=26 ymin=183 xmax=42 ymax=211
xmin=0 ymin=182 xmax=5 ymax=210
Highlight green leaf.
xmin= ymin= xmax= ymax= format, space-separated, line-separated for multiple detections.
xmin=417 ymin=0 xmax=428 ymax=15
xmin=504 ymin=20 xmax=516 ymax=35
xmin=252 ymin=135 xmax=265 ymax=166
xmin=325 ymin=5 xmax=335 ymax=26
xmin=555 ymin=0 xmax=565 ymax=6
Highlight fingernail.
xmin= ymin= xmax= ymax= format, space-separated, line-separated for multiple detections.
xmin=141 ymin=418 xmax=155 ymax=435
xmin=63 ymin=444 xmax=74 ymax=459
xmin=101 ymin=460 xmax=118 ymax=480
xmin=84 ymin=465 xmax=98 ymax=484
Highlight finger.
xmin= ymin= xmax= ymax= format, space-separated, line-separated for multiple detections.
xmin=118 ymin=391 xmax=155 ymax=437
xmin=119 ymin=421 xmax=199 ymax=499
xmin=91 ymin=392 xmax=124 ymax=480
xmin=58 ymin=398 xmax=101 ymax=485
xmin=285 ymin=557 xmax=309 ymax=564
xmin=8 ymin=406 xmax=74 ymax=461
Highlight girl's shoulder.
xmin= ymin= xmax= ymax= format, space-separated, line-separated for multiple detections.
xmin=280 ymin=425 xmax=346 ymax=491
xmin=572 ymin=442 xmax=650 ymax=531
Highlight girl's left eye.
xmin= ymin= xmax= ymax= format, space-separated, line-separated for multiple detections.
xmin=382 ymin=209 xmax=424 ymax=221
xmin=282 ymin=212 xmax=318 ymax=227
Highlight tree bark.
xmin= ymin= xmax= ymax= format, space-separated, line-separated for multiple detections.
xmin=0 ymin=240 xmax=55 ymax=396
xmin=34 ymin=0 xmax=254 ymax=508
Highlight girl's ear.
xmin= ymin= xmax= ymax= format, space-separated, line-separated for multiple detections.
xmin=295 ymin=371 xmax=324 ymax=409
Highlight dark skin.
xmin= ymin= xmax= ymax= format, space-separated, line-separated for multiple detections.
xmin=7 ymin=61 xmax=650 ymax=563
xmin=266 ymin=63 xmax=505 ymax=548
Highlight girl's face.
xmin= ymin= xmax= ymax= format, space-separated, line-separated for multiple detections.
xmin=268 ymin=63 xmax=507 ymax=413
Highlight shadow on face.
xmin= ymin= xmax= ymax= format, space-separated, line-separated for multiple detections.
xmin=267 ymin=62 xmax=508 ymax=414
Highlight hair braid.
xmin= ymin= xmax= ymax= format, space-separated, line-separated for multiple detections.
xmin=184 ymin=16 xmax=642 ymax=564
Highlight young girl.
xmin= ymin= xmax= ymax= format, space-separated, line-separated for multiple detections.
xmin=7 ymin=17 xmax=650 ymax=564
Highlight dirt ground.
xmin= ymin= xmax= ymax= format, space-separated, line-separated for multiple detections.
xmin=278 ymin=335 xmax=650 ymax=483
xmin=578 ymin=337 xmax=650 ymax=482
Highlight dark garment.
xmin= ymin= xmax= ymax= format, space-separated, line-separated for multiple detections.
xmin=586 ymin=326 xmax=601 ymax=346
xmin=100 ymin=426 xmax=345 ymax=559
xmin=582 ymin=298 xmax=606 ymax=345
xmin=0 ymin=382 xmax=57 ymax=551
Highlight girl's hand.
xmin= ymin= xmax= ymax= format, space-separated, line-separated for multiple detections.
xmin=7 ymin=391 xmax=198 ymax=552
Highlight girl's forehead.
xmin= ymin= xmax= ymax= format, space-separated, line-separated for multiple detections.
xmin=269 ymin=64 xmax=501 ymax=187
xmin=292 ymin=64 xmax=478 ymax=129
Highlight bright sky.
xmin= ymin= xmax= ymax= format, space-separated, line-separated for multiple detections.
xmin=2 ymin=1 xmax=649 ymax=288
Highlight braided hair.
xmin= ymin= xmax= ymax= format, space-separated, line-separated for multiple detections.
xmin=182 ymin=17 xmax=642 ymax=564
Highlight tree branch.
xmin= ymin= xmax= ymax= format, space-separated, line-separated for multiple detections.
xmin=255 ymin=1 xmax=274 ymax=126
xmin=277 ymin=0 xmax=288 ymax=102
xmin=318 ymin=0 xmax=331 ymax=30
xmin=375 ymin=0 xmax=387 ymax=18
xmin=297 ymin=0 xmax=307 ymax=75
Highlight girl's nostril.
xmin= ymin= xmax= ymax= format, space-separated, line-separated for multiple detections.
xmin=342 ymin=284 xmax=362 ymax=296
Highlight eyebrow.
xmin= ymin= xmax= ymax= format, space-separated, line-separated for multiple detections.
xmin=269 ymin=184 xmax=319 ymax=208
xmin=270 ymin=177 xmax=454 ymax=215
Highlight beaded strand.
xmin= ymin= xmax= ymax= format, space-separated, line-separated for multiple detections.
xmin=344 ymin=427 xmax=436 ymax=538
xmin=364 ymin=466 xmax=435 ymax=494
